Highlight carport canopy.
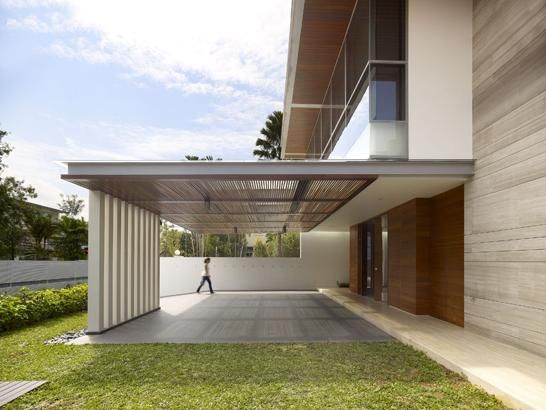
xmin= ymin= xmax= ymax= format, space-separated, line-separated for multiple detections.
xmin=62 ymin=159 xmax=474 ymax=334
xmin=62 ymin=160 xmax=474 ymax=234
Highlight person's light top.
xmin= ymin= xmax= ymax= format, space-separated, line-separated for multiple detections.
xmin=201 ymin=263 xmax=210 ymax=277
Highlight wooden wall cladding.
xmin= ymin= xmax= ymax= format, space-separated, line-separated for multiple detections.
xmin=430 ymin=186 xmax=464 ymax=326
xmin=387 ymin=200 xmax=418 ymax=314
xmin=387 ymin=188 xmax=463 ymax=325
xmin=349 ymin=224 xmax=361 ymax=294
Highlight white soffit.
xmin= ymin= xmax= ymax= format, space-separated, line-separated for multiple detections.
xmin=314 ymin=175 xmax=469 ymax=231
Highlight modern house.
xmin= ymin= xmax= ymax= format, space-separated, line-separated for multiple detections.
xmin=62 ymin=0 xmax=545 ymax=361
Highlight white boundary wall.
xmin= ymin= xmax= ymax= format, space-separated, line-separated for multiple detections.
xmin=160 ymin=231 xmax=349 ymax=296
xmin=0 ymin=261 xmax=87 ymax=293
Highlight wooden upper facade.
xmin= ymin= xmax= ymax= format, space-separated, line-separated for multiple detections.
xmin=282 ymin=0 xmax=356 ymax=158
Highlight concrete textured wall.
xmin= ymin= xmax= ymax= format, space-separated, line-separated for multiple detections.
xmin=88 ymin=191 xmax=160 ymax=333
xmin=0 ymin=261 xmax=87 ymax=294
xmin=160 ymin=231 xmax=349 ymax=297
xmin=465 ymin=0 xmax=546 ymax=356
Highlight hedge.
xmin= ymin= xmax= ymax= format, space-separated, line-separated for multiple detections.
xmin=0 ymin=283 xmax=88 ymax=332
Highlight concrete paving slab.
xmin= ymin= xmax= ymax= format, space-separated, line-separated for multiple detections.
xmin=73 ymin=292 xmax=392 ymax=344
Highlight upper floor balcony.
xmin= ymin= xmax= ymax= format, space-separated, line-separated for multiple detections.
xmin=281 ymin=0 xmax=472 ymax=162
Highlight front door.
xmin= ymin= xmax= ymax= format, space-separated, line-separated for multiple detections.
xmin=360 ymin=219 xmax=384 ymax=301
xmin=362 ymin=223 xmax=374 ymax=297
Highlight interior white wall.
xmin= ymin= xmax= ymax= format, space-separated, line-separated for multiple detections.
xmin=160 ymin=231 xmax=349 ymax=296
xmin=407 ymin=0 xmax=473 ymax=160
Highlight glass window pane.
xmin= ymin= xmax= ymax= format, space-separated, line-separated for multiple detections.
xmin=331 ymin=45 xmax=345 ymax=134
xmin=346 ymin=0 xmax=369 ymax=101
xmin=370 ymin=64 xmax=405 ymax=121
xmin=330 ymin=86 xmax=370 ymax=160
xmin=371 ymin=0 xmax=406 ymax=61
xmin=320 ymin=87 xmax=332 ymax=156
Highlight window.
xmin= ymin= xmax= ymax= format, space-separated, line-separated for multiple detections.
xmin=370 ymin=64 xmax=405 ymax=121
xmin=371 ymin=0 xmax=406 ymax=61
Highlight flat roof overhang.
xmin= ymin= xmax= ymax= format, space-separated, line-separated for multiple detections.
xmin=62 ymin=160 xmax=474 ymax=233
xmin=282 ymin=0 xmax=356 ymax=159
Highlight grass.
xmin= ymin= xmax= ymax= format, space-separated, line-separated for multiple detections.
xmin=0 ymin=313 xmax=506 ymax=409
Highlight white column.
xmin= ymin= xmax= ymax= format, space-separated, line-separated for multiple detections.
xmin=138 ymin=207 xmax=145 ymax=316
xmin=104 ymin=194 xmax=113 ymax=329
xmin=127 ymin=204 xmax=134 ymax=319
xmin=88 ymin=191 xmax=105 ymax=333
xmin=86 ymin=192 xmax=160 ymax=333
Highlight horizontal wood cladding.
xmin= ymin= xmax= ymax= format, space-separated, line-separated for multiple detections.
xmin=466 ymin=0 xmax=546 ymax=355
xmin=292 ymin=0 xmax=356 ymax=105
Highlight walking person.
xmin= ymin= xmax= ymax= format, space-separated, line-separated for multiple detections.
xmin=196 ymin=257 xmax=214 ymax=294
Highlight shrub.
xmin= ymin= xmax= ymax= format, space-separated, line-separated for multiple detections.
xmin=336 ymin=281 xmax=350 ymax=288
xmin=0 ymin=283 xmax=87 ymax=332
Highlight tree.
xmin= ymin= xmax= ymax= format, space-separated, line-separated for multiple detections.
xmin=184 ymin=155 xmax=220 ymax=161
xmin=160 ymin=223 xmax=181 ymax=256
xmin=281 ymin=232 xmax=300 ymax=257
xmin=0 ymin=128 xmax=12 ymax=172
xmin=253 ymin=111 xmax=283 ymax=160
xmin=58 ymin=194 xmax=85 ymax=217
xmin=253 ymin=239 xmax=269 ymax=257
xmin=25 ymin=211 xmax=57 ymax=260
xmin=0 ymin=129 xmax=37 ymax=259
xmin=0 ymin=177 xmax=37 ymax=259
xmin=53 ymin=216 xmax=88 ymax=260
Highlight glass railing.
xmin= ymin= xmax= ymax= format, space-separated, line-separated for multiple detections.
xmin=305 ymin=0 xmax=407 ymax=161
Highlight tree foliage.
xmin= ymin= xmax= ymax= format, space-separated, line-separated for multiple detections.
xmin=0 ymin=128 xmax=13 ymax=173
xmin=253 ymin=111 xmax=283 ymax=160
xmin=160 ymin=223 xmax=182 ymax=256
xmin=58 ymin=194 xmax=85 ymax=217
xmin=0 ymin=128 xmax=38 ymax=259
xmin=25 ymin=211 xmax=57 ymax=260
xmin=257 ymin=232 xmax=300 ymax=257
xmin=253 ymin=239 xmax=269 ymax=257
xmin=53 ymin=216 xmax=88 ymax=261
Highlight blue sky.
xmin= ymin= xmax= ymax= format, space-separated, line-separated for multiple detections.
xmin=0 ymin=0 xmax=290 ymax=212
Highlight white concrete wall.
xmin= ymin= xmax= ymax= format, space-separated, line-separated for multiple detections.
xmin=160 ymin=231 xmax=349 ymax=296
xmin=0 ymin=261 xmax=87 ymax=294
xmin=88 ymin=191 xmax=160 ymax=333
xmin=407 ymin=0 xmax=473 ymax=160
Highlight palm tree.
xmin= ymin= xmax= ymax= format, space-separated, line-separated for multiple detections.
xmin=25 ymin=212 xmax=57 ymax=259
xmin=54 ymin=216 xmax=88 ymax=260
xmin=253 ymin=111 xmax=283 ymax=160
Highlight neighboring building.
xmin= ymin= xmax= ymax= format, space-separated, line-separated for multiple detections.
xmin=20 ymin=202 xmax=64 ymax=255
xmin=244 ymin=233 xmax=267 ymax=257
xmin=61 ymin=0 xmax=545 ymax=359
xmin=28 ymin=202 xmax=63 ymax=222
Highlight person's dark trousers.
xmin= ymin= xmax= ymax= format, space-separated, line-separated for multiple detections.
xmin=196 ymin=276 xmax=214 ymax=293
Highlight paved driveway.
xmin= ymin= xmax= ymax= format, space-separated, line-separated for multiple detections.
xmin=74 ymin=292 xmax=392 ymax=344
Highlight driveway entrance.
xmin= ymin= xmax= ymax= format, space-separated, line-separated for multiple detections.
xmin=74 ymin=292 xmax=392 ymax=344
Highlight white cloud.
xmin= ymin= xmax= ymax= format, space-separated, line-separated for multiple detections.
xmin=3 ymin=120 xmax=260 ymax=217
xmin=5 ymin=0 xmax=291 ymax=97
xmin=1 ymin=1 xmax=290 ymax=215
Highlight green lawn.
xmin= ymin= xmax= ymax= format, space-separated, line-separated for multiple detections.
xmin=0 ymin=313 xmax=505 ymax=409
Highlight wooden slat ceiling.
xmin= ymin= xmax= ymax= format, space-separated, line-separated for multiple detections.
xmin=285 ymin=0 xmax=356 ymax=157
xmin=64 ymin=175 xmax=374 ymax=233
